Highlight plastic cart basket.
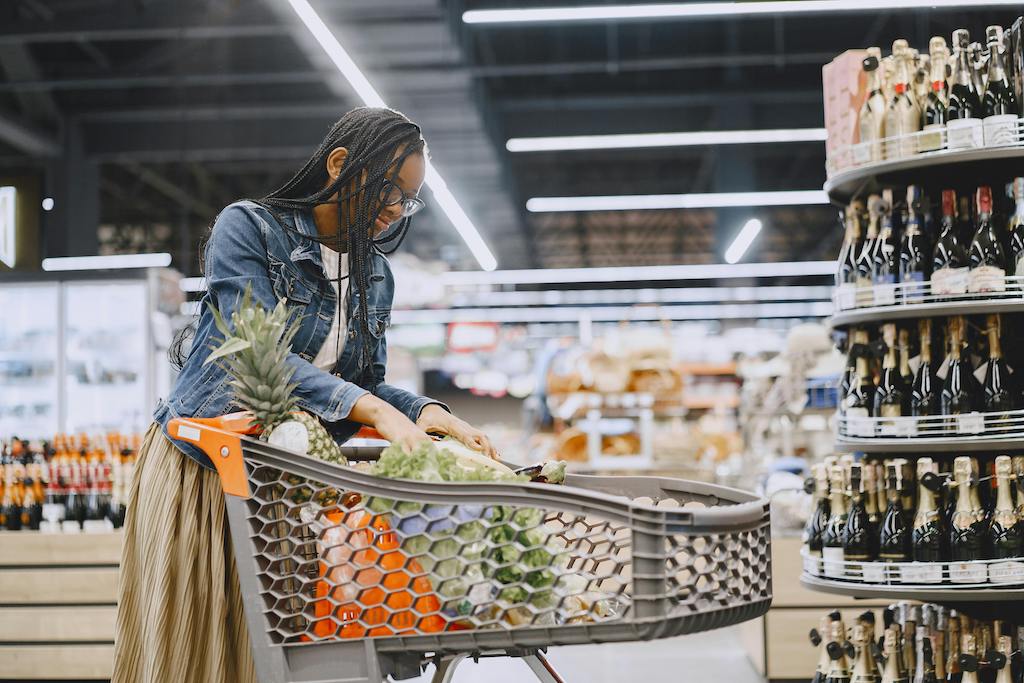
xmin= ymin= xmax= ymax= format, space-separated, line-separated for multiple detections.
xmin=168 ymin=415 xmax=772 ymax=683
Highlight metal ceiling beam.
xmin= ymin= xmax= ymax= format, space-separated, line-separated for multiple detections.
xmin=499 ymin=90 xmax=822 ymax=112
xmin=0 ymin=110 xmax=59 ymax=156
xmin=0 ymin=23 xmax=287 ymax=45
xmin=117 ymin=161 xmax=217 ymax=218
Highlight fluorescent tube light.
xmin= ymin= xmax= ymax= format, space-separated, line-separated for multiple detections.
xmin=450 ymin=284 xmax=833 ymax=307
xmin=442 ymin=260 xmax=835 ymax=286
xmin=464 ymin=1 xmax=1022 ymax=25
xmin=41 ymin=253 xmax=172 ymax=272
xmin=179 ymin=276 xmax=207 ymax=293
xmin=507 ymin=128 xmax=827 ymax=152
xmin=526 ymin=190 xmax=828 ymax=213
xmin=725 ymin=218 xmax=763 ymax=264
xmin=287 ymin=0 xmax=497 ymax=272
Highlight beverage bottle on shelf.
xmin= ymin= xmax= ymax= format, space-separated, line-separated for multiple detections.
xmin=823 ymin=465 xmax=851 ymax=577
xmin=20 ymin=480 xmax=41 ymax=531
xmin=864 ymin=462 xmax=883 ymax=543
xmin=845 ymin=463 xmax=878 ymax=563
xmin=877 ymin=324 xmax=910 ymax=428
xmin=914 ymin=458 xmax=949 ymax=563
xmin=922 ymin=37 xmax=950 ymax=152
xmin=947 ymin=613 xmax=963 ymax=683
xmin=982 ymin=314 xmax=1015 ymax=418
xmin=982 ymin=28 xmax=1019 ymax=145
xmin=941 ymin=317 xmax=981 ymax=418
xmin=860 ymin=47 xmax=888 ymax=163
xmin=968 ymin=186 xmax=1007 ymax=294
xmin=813 ymin=614 xmax=836 ymax=683
xmin=880 ymin=462 xmax=912 ymax=563
xmin=886 ymin=40 xmax=923 ymax=158
xmin=917 ymin=630 xmax=939 ymax=683
xmin=993 ymin=635 xmax=1013 ymax=683
xmin=1008 ymin=179 xmax=1024 ymax=278
xmin=912 ymin=48 xmax=931 ymax=110
xmin=1 ymin=484 xmax=20 ymax=531
xmin=932 ymin=609 xmax=947 ymax=681
xmin=933 ymin=190 xmax=970 ymax=296
xmin=898 ymin=328 xmax=915 ymax=390
xmin=989 ymin=456 xmax=1023 ymax=561
xmin=912 ymin=319 xmax=940 ymax=418
xmin=846 ymin=328 xmax=876 ymax=427
xmin=64 ymin=481 xmax=85 ymax=532
xmin=805 ymin=463 xmax=832 ymax=565
xmin=1012 ymin=456 xmax=1024 ymax=522
xmin=948 ymin=29 xmax=984 ymax=149
xmin=901 ymin=604 xmax=919 ymax=676
xmin=950 ymin=456 xmax=989 ymax=565
xmin=859 ymin=195 xmax=886 ymax=306
xmin=874 ymin=190 xmax=901 ymax=304
xmin=852 ymin=622 xmax=881 ymax=683
xmin=960 ymin=634 xmax=981 ymax=683
xmin=839 ymin=200 xmax=867 ymax=308
xmin=882 ymin=626 xmax=910 ymax=683
xmin=901 ymin=186 xmax=932 ymax=300
xmin=842 ymin=331 xmax=858 ymax=400
xmin=827 ymin=617 xmax=854 ymax=683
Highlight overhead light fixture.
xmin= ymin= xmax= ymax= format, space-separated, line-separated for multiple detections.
xmin=526 ymin=190 xmax=829 ymax=213
xmin=41 ymin=253 xmax=172 ymax=272
xmin=442 ymin=260 xmax=835 ymax=286
xmin=287 ymin=0 xmax=497 ymax=271
xmin=507 ymin=128 xmax=827 ymax=152
xmin=725 ymin=218 xmax=763 ymax=264
xmin=450 ymin=284 xmax=833 ymax=307
xmin=179 ymin=276 xmax=207 ymax=293
xmin=464 ymin=1 xmax=1021 ymax=25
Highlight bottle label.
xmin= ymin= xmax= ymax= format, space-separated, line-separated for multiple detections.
xmin=822 ymin=545 xmax=846 ymax=578
xmin=860 ymin=562 xmax=887 ymax=583
xmin=836 ymin=283 xmax=857 ymax=310
xmin=845 ymin=409 xmax=875 ymax=437
xmin=931 ymin=266 xmax=970 ymax=295
xmin=949 ymin=561 xmax=988 ymax=583
xmin=82 ymin=519 xmax=114 ymax=534
xmin=873 ymin=282 xmax=897 ymax=306
xmin=946 ymin=118 xmax=984 ymax=149
xmin=919 ymin=122 xmax=946 ymax=151
xmin=898 ymin=562 xmax=943 ymax=584
xmin=956 ymin=412 xmax=985 ymax=435
xmin=968 ymin=265 xmax=1006 ymax=293
xmin=988 ymin=560 xmax=1024 ymax=584
xmin=983 ymin=113 xmax=1019 ymax=147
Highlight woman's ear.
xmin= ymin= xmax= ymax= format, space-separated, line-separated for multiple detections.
xmin=326 ymin=147 xmax=349 ymax=180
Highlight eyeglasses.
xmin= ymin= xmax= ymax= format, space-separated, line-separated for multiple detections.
xmin=379 ymin=178 xmax=426 ymax=218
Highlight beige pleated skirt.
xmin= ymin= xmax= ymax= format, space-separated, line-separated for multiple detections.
xmin=112 ymin=423 xmax=257 ymax=683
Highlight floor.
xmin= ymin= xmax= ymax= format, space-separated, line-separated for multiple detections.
xmin=406 ymin=626 xmax=765 ymax=683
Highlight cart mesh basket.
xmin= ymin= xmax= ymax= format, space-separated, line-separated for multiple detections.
xmin=170 ymin=416 xmax=772 ymax=683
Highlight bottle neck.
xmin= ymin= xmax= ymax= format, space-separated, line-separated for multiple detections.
xmin=884 ymin=346 xmax=897 ymax=370
xmin=987 ymin=43 xmax=1008 ymax=83
xmin=917 ymin=482 xmax=938 ymax=517
xmin=956 ymin=476 xmax=974 ymax=512
xmin=995 ymin=472 xmax=1015 ymax=513
xmin=830 ymin=490 xmax=847 ymax=517
xmin=989 ymin=325 xmax=1003 ymax=360
xmin=957 ymin=48 xmax=974 ymax=86
xmin=920 ymin=333 xmax=932 ymax=363
xmin=899 ymin=345 xmax=911 ymax=376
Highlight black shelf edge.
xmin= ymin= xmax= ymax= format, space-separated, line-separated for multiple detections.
xmin=800 ymin=573 xmax=1024 ymax=602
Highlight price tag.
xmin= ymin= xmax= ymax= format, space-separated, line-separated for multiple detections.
xmin=847 ymin=415 xmax=876 ymax=438
xmin=947 ymin=118 xmax=984 ymax=149
xmin=836 ymin=283 xmax=857 ymax=310
xmin=894 ymin=418 xmax=919 ymax=437
xmin=949 ymin=562 xmax=988 ymax=584
xmin=968 ymin=265 xmax=1007 ymax=294
xmin=803 ymin=554 xmax=821 ymax=577
xmin=873 ymin=283 xmax=897 ymax=306
xmin=60 ymin=520 xmax=82 ymax=534
xmin=822 ymin=546 xmax=846 ymax=578
xmin=988 ymin=561 xmax=1024 ymax=584
xmin=956 ymin=412 xmax=985 ymax=435
xmin=861 ymin=563 xmax=887 ymax=583
xmin=932 ymin=267 xmax=970 ymax=296
xmin=983 ymin=114 xmax=1019 ymax=147
xmin=898 ymin=563 xmax=943 ymax=584
xmin=83 ymin=519 xmax=114 ymax=534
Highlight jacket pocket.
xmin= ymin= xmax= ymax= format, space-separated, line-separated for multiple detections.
xmin=368 ymin=311 xmax=390 ymax=339
xmin=268 ymin=256 xmax=313 ymax=305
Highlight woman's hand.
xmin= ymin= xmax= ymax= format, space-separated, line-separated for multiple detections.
xmin=417 ymin=404 xmax=498 ymax=459
xmin=352 ymin=394 xmax=432 ymax=453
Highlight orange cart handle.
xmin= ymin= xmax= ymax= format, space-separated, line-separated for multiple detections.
xmin=168 ymin=413 xmax=254 ymax=498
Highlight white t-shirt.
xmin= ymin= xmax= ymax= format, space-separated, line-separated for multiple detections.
xmin=312 ymin=244 xmax=349 ymax=371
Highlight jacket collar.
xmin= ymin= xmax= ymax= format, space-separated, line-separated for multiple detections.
xmin=290 ymin=209 xmax=325 ymax=274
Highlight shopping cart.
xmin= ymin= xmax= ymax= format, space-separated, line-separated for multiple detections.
xmin=168 ymin=414 xmax=773 ymax=683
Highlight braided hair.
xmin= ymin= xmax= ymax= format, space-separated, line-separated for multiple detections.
xmin=171 ymin=107 xmax=426 ymax=388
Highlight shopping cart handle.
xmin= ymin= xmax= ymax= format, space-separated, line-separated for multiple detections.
xmin=168 ymin=416 xmax=252 ymax=498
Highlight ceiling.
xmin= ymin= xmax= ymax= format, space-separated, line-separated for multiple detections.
xmin=0 ymin=0 xmax=1020 ymax=275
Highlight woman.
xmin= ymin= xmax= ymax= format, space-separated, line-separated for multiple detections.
xmin=113 ymin=107 xmax=495 ymax=682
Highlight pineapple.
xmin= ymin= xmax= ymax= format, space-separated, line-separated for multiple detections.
xmin=207 ymin=287 xmax=346 ymax=465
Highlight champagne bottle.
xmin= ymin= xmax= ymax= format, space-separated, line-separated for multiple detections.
xmin=845 ymin=463 xmax=877 ymax=563
xmin=981 ymin=28 xmax=1019 ymax=146
xmin=947 ymin=612 xmax=963 ymax=683
xmin=933 ymin=190 xmax=970 ymax=297
xmin=982 ymin=314 xmax=1015 ymax=418
xmin=915 ymin=627 xmax=939 ymax=683
xmin=948 ymin=29 xmax=984 ymax=149
xmin=877 ymin=324 xmax=909 ymax=429
xmin=914 ymin=458 xmax=949 ymax=563
xmin=806 ymin=463 xmax=832 ymax=564
xmin=828 ymin=618 xmax=854 ymax=683
xmin=880 ymin=462 xmax=912 ymax=562
xmin=993 ymin=635 xmax=1013 ymax=683
xmin=922 ymin=37 xmax=950 ymax=152
xmin=882 ymin=626 xmax=911 ymax=683
xmin=859 ymin=47 xmax=888 ymax=164
xmin=950 ymin=457 xmax=989 ymax=567
xmin=990 ymin=456 xmax=1023 ymax=560
xmin=875 ymin=190 xmax=901 ymax=305
xmin=845 ymin=329 xmax=876 ymax=427
xmin=813 ymin=614 xmax=835 ymax=683
xmin=1012 ymin=456 xmax=1024 ymax=524
xmin=839 ymin=201 xmax=867 ymax=309
xmin=1007 ymin=179 xmax=1024 ymax=278
xmin=968 ymin=186 xmax=1007 ymax=294
xmin=912 ymin=319 xmax=940 ymax=417
xmin=901 ymin=186 xmax=932 ymax=301
xmin=960 ymin=634 xmax=980 ymax=683
xmin=853 ymin=622 xmax=882 ymax=683
xmin=898 ymin=328 xmax=915 ymax=390
xmin=885 ymin=40 xmax=923 ymax=158
xmin=941 ymin=317 xmax=981 ymax=418
xmin=865 ymin=461 xmax=883 ymax=548
xmin=859 ymin=195 xmax=885 ymax=306
xmin=823 ymin=465 xmax=851 ymax=577
xmin=901 ymin=605 xmax=919 ymax=677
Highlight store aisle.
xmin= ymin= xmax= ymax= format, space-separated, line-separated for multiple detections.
xmin=409 ymin=626 xmax=763 ymax=682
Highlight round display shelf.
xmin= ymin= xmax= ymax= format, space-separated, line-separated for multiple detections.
xmin=801 ymin=573 xmax=1024 ymax=603
xmin=824 ymin=121 xmax=1024 ymax=203
xmin=836 ymin=408 xmax=1024 ymax=453
xmin=835 ymin=434 xmax=1024 ymax=454
xmin=829 ymin=295 xmax=1024 ymax=329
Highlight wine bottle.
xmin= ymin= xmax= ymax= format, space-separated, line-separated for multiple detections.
xmin=912 ymin=48 xmax=930 ymax=111
xmin=930 ymin=609 xmax=945 ymax=682
xmin=914 ymin=458 xmax=949 ymax=563
xmin=1007 ymin=179 xmax=1024 ymax=278
xmin=874 ymin=190 xmax=901 ymax=305
xmin=827 ymin=618 xmax=854 ymax=683
xmin=982 ymin=314 xmax=1015 ymax=418
xmin=932 ymin=190 xmax=970 ymax=297
xmin=921 ymin=37 xmax=950 ymax=152
xmin=959 ymin=634 xmax=980 ymax=683
xmin=968 ymin=186 xmax=1007 ymax=294
xmin=845 ymin=463 xmax=877 ymax=564
xmin=994 ymin=635 xmax=1013 ymax=683
xmin=941 ymin=317 xmax=981 ymax=417
xmin=885 ymin=40 xmax=922 ymax=159
xmin=864 ymin=460 xmax=883 ymax=546
xmin=852 ymin=623 xmax=882 ymax=683
xmin=950 ymin=457 xmax=989 ymax=567
xmin=859 ymin=47 xmax=888 ymax=164
xmin=990 ymin=456 xmax=1023 ymax=560
xmin=948 ymin=29 xmax=984 ymax=149
xmin=900 ymin=605 xmax=918 ymax=677
xmin=914 ymin=625 xmax=938 ymax=683
xmin=982 ymin=28 xmax=1019 ymax=146
xmin=947 ymin=612 xmax=963 ymax=683
xmin=880 ymin=462 xmax=912 ymax=563
xmin=1013 ymin=456 xmax=1024 ymax=524
xmin=842 ymin=331 xmax=858 ymax=401
xmin=858 ymin=195 xmax=885 ymax=306
xmin=901 ymin=186 xmax=931 ymax=301
xmin=845 ymin=329 xmax=876 ymax=432
xmin=823 ymin=465 xmax=850 ymax=578
xmin=912 ymin=319 xmax=940 ymax=417
xmin=898 ymin=328 xmax=915 ymax=390
xmin=805 ymin=463 xmax=832 ymax=566
xmin=882 ymin=626 xmax=910 ymax=683
xmin=839 ymin=200 xmax=867 ymax=309
xmin=814 ymin=614 xmax=834 ymax=683
xmin=876 ymin=324 xmax=909 ymax=431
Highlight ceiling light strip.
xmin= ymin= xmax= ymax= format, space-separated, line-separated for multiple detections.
xmin=450 ymin=284 xmax=834 ymax=307
xmin=506 ymin=128 xmax=827 ymax=152
xmin=724 ymin=218 xmax=764 ymax=264
xmin=41 ymin=253 xmax=172 ymax=272
xmin=286 ymin=0 xmax=497 ymax=271
xmin=464 ymin=1 xmax=1021 ymax=25
xmin=526 ymin=190 xmax=829 ymax=212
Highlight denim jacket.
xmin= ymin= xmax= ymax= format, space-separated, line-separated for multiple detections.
xmin=154 ymin=200 xmax=445 ymax=469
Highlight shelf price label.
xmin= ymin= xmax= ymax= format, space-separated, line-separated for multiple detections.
xmin=836 ymin=283 xmax=857 ymax=310
xmin=897 ymin=563 xmax=943 ymax=584
xmin=988 ymin=561 xmax=1024 ymax=584
xmin=949 ymin=562 xmax=988 ymax=584
xmin=956 ymin=412 xmax=985 ymax=435
xmin=860 ymin=563 xmax=887 ymax=584
xmin=846 ymin=414 xmax=875 ymax=438
xmin=872 ymin=283 xmax=897 ymax=306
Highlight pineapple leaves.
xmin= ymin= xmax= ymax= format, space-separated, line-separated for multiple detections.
xmin=205 ymin=337 xmax=252 ymax=364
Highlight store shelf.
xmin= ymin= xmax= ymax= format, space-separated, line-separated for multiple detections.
xmin=836 ymin=433 xmax=1024 ymax=453
xmin=802 ymin=550 xmax=1024 ymax=589
xmin=681 ymin=396 xmax=740 ymax=410
xmin=836 ymin=408 xmax=1024 ymax=451
xmin=830 ymin=284 xmax=1024 ymax=328
xmin=801 ymin=573 xmax=1024 ymax=603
